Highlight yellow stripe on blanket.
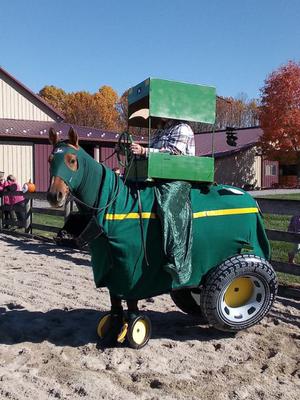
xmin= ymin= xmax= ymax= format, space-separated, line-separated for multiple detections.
xmin=105 ymin=212 xmax=156 ymax=220
xmin=104 ymin=207 xmax=259 ymax=221
xmin=193 ymin=207 xmax=259 ymax=219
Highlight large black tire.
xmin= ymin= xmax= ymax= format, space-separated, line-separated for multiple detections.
xmin=170 ymin=289 xmax=207 ymax=322
xmin=200 ymin=255 xmax=278 ymax=332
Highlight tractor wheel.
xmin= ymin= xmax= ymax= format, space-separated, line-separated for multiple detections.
xmin=170 ymin=289 xmax=207 ymax=322
xmin=200 ymin=255 xmax=278 ymax=332
xmin=126 ymin=315 xmax=152 ymax=349
xmin=96 ymin=312 xmax=111 ymax=339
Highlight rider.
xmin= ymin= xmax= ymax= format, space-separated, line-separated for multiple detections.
xmin=130 ymin=119 xmax=195 ymax=284
xmin=130 ymin=118 xmax=195 ymax=157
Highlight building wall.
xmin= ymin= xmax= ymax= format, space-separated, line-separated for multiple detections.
xmin=262 ymin=159 xmax=279 ymax=188
xmin=214 ymin=147 xmax=261 ymax=189
xmin=0 ymin=75 xmax=55 ymax=121
xmin=100 ymin=145 xmax=120 ymax=170
xmin=0 ymin=141 xmax=33 ymax=186
xmin=34 ymin=144 xmax=53 ymax=191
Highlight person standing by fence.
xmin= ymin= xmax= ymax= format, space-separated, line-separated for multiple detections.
xmin=0 ymin=172 xmax=12 ymax=227
xmin=288 ymin=215 xmax=300 ymax=264
xmin=5 ymin=175 xmax=25 ymax=225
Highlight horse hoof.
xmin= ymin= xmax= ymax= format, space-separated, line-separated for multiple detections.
xmin=126 ymin=315 xmax=152 ymax=349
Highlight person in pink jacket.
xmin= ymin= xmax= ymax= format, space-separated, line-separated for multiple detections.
xmin=6 ymin=175 xmax=25 ymax=224
xmin=0 ymin=172 xmax=11 ymax=227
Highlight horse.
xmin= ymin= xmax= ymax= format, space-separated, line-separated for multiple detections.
xmin=47 ymin=127 xmax=277 ymax=348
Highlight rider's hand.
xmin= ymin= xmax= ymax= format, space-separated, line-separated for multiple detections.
xmin=131 ymin=142 xmax=146 ymax=156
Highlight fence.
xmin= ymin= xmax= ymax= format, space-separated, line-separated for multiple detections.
xmin=255 ymin=198 xmax=300 ymax=299
xmin=0 ymin=191 xmax=72 ymax=234
xmin=0 ymin=192 xmax=299 ymax=298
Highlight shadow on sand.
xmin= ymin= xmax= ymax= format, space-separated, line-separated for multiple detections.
xmin=0 ymin=233 xmax=91 ymax=267
xmin=0 ymin=304 xmax=233 ymax=348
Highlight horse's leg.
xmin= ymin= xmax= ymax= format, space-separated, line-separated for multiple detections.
xmin=102 ymin=293 xmax=124 ymax=344
xmin=126 ymin=299 xmax=139 ymax=321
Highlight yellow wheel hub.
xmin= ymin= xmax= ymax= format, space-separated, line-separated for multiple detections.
xmin=131 ymin=320 xmax=148 ymax=345
xmin=224 ymin=277 xmax=254 ymax=308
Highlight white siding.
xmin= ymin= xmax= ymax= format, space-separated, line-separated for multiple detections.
xmin=253 ymin=155 xmax=262 ymax=188
xmin=0 ymin=142 xmax=33 ymax=186
xmin=0 ymin=77 xmax=55 ymax=121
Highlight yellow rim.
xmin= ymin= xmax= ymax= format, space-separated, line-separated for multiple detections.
xmin=97 ymin=314 xmax=110 ymax=338
xmin=224 ymin=277 xmax=254 ymax=308
xmin=117 ymin=323 xmax=128 ymax=343
xmin=131 ymin=319 xmax=148 ymax=345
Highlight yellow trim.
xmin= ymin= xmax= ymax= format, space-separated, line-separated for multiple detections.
xmin=104 ymin=207 xmax=258 ymax=221
xmin=105 ymin=212 xmax=156 ymax=220
xmin=193 ymin=207 xmax=259 ymax=219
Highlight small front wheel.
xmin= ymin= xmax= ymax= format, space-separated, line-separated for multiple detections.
xmin=126 ymin=315 xmax=152 ymax=349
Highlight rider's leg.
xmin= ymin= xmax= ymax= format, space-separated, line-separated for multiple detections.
xmin=155 ymin=181 xmax=193 ymax=284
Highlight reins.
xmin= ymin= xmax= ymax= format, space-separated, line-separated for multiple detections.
xmin=69 ymin=156 xmax=134 ymax=215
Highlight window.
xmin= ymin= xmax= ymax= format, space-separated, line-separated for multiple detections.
xmin=265 ymin=164 xmax=277 ymax=176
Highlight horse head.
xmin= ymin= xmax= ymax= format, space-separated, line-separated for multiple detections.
xmin=47 ymin=127 xmax=82 ymax=207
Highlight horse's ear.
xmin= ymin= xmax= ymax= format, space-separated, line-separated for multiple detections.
xmin=68 ymin=127 xmax=79 ymax=148
xmin=49 ymin=128 xmax=59 ymax=146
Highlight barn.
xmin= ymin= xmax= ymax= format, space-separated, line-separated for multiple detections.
xmin=195 ymin=127 xmax=279 ymax=189
xmin=1 ymin=66 xmax=290 ymax=191
xmin=0 ymin=66 xmax=121 ymax=191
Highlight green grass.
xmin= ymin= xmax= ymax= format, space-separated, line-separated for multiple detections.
xmin=258 ymin=193 xmax=300 ymax=200
xmin=32 ymin=213 xmax=64 ymax=238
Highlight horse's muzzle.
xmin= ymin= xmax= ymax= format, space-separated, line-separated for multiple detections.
xmin=47 ymin=190 xmax=65 ymax=207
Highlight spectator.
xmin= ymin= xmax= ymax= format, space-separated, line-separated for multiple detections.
xmin=287 ymin=215 xmax=300 ymax=264
xmin=0 ymin=173 xmax=11 ymax=227
xmin=5 ymin=175 xmax=25 ymax=225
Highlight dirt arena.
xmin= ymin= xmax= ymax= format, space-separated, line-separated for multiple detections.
xmin=0 ymin=233 xmax=299 ymax=400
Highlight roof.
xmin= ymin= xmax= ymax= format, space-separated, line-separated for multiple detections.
xmin=0 ymin=66 xmax=65 ymax=121
xmin=0 ymin=118 xmax=262 ymax=151
xmin=195 ymin=126 xmax=262 ymax=157
xmin=0 ymin=118 xmax=145 ymax=144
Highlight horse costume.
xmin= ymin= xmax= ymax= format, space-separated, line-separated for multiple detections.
xmin=47 ymin=127 xmax=275 ymax=348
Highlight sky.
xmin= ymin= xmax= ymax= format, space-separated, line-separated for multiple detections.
xmin=0 ymin=0 xmax=299 ymax=100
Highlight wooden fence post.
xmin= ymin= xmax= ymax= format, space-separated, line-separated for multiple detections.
xmin=24 ymin=197 xmax=31 ymax=233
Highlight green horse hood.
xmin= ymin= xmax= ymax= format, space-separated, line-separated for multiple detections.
xmin=50 ymin=142 xmax=103 ymax=207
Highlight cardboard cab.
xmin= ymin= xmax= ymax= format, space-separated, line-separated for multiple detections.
xmin=126 ymin=78 xmax=216 ymax=183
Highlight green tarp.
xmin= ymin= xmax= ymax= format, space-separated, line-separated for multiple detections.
xmin=90 ymin=169 xmax=270 ymax=300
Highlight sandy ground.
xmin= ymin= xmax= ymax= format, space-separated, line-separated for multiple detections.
xmin=0 ymin=233 xmax=299 ymax=400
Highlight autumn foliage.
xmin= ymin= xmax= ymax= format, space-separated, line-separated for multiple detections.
xmin=39 ymin=85 xmax=120 ymax=131
xmin=39 ymin=84 xmax=259 ymax=134
xmin=259 ymin=61 xmax=300 ymax=164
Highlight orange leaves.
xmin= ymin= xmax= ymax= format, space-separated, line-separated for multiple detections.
xmin=259 ymin=61 xmax=300 ymax=162
xmin=39 ymin=85 xmax=121 ymax=131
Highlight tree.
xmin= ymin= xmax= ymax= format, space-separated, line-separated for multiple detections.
xmin=259 ymin=61 xmax=300 ymax=176
xmin=192 ymin=95 xmax=259 ymax=133
xmin=39 ymin=85 xmax=68 ymax=115
xmin=95 ymin=86 xmax=120 ymax=130
xmin=64 ymin=91 xmax=101 ymax=127
xmin=39 ymin=85 xmax=121 ymax=130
